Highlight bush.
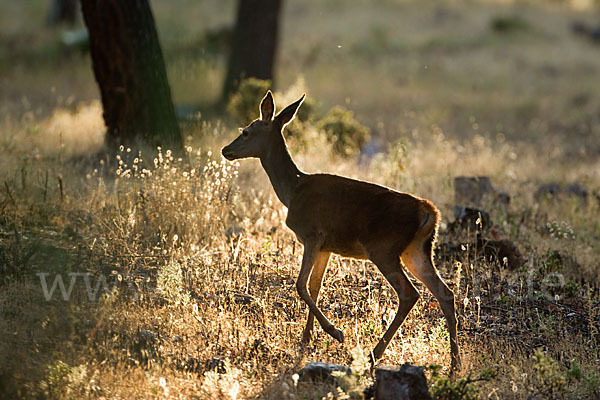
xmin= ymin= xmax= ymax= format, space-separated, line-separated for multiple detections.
xmin=275 ymin=96 xmax=317 ymax=148
xmin=227 ymin=78 xmax=272 ymax=123
xmin=428 ymin=364 xmax=495 ymax=400
xmin=317 ymin=106 xmax=370 ymax=158
xmin=490 ymin=15 xmax=530 ymax=33
xmin=227 ymin=78 xmax=318 ymax=134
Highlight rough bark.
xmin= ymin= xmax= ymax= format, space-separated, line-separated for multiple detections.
xmin=80 ymin=0 xmax=182 ymax=151
xmin=223 ymin=0 xmax=282 ymax=99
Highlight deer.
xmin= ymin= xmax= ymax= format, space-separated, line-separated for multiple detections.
xmin=222 ymin=91 xmax=459 ymax=370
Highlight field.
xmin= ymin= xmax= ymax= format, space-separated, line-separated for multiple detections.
xmin=0 ymin=0 xmax=599 ymax=398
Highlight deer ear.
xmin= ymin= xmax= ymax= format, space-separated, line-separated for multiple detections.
xmin=260 ymin=91 xmax=275 ymax=121
xmin=275 ymin=94 xmax=305 ymax=128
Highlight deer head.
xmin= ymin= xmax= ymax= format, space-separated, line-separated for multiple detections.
xmin=222 ymin=91 xmax=305 ymax=160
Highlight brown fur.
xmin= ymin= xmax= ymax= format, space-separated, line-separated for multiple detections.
xmin=222 ymin=91 xmax=459 ymax=369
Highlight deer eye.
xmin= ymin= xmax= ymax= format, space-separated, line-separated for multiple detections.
xmin=242 ymin=130 xmax=249 ymax=137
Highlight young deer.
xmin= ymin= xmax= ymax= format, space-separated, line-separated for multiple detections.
xmin=222 ymin=91 xmax=459 ymax=369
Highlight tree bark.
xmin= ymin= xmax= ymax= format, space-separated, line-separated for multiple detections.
xmin=80 ymin=0 xmax=182 ymax=151
xmin=223 ymin=0 xmax=282 ymax=100
xmin=48 ymin=0 xmax=78 ymax=26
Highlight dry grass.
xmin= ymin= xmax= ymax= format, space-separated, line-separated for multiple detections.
xmin=1 ymin=0 xmax=600 ymax=399
xmin=0 ymin=112 xmax=598 ymax=398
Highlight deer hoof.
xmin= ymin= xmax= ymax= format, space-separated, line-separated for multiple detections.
xmin=300 ymin=331 xmax=311 ymax=345
xmin=333 ymin=329 xmax=344 ymax=343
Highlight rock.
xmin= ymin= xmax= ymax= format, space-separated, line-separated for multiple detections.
xmin=138 ymin=329 xmax=159 ymax=343
xmin=248 ymin=339 xmax=269 ymax=358
xmin=180 ymin=357 xmax=226 ymax=374
xmin=535 ymin=182 xmax=589 ymax=204
xmin=565 ymin=183 xmax=588 ymax=202
xmin=535 ymin=183 xmax=561 ymax=199
xmin=172 ymin=335 xmax=184 ymax=343
xmin=436 ymin=241 xmax=468 ymax=263
xmin=232 ymin=292 xmax=255 ymax=305
xmin=451 ymin=206 xmax=491 ymax=231
xmin=371 ymin=364 xmax=431 ymax=400
xmin=454 ymin=176 xmax=509 ymax=210
xmin=205 ymin=357 xmax=227 ymax=373
xmin=475 ymin=226 xmax=523 ymax=269
xmin=133 ymin=329 xmax=160 ymax=363
xmin=478 ymin=237 xmax=524 ymax=270
xmin=298 ymin=362 xmax=351 ymax=385
xmin=183 ymin=357 xmax=203 ymax=374
xmin=572 ymin=21 xmax=600 ymax=43
xmin=225 ymin=226 xmax=244 ymax=239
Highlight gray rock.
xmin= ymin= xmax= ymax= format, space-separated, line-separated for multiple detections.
xmin=205 ymin=357 xmax=227 ymax=373
xmin=536 ymin=183 xmax=562 ymax=200
xmin=478 ymin=236 xmax=524 ymax=270
xmin=535 ymin=182 xmax=589 ymax=204
xmin=298 ymin=362 xmax=351 ymax=385
xmin=451 ymin=206 xmax=491 ymax=231
xmin=225 ymin=226 xmax=245 ymax=239
xmin=454 ymin=176 xmax=509 ymax=210
xmin=138 ymin=329 xmax=159 ymax=343
xmin=232 ymin=292 xmax=255 ymax=305
xmin=183 ymin=357 xmax=202 ymax=374
xmin=565 ymin=183 xmax=588 ymax=202
xmin=373 ymin=364 xmax=431 ymax=400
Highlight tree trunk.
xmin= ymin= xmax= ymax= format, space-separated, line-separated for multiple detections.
xmin=223 ymin=0 xmax=282 ymax=100
xmin=80 ymin=0 xmax=182 ymax=151
xmin=48 ymin=0 xmax=78 ymax=26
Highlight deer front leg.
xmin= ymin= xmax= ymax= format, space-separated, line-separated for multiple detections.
xmin=301 ymin=251 xmax=331 ymax=344
xmin=296 ymin=243 xmax=344 ymax=343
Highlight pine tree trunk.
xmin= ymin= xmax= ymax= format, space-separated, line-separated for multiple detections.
xmin=80 ymin=0 xmax=182 ymax=151
xmin=223 ymin=0 xmax=282 ymax=99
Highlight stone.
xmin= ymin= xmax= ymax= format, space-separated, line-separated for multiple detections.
xmin=535 ymin=183 xmax=562 ymax=200
xmin=564 ymin=183 xmax=588 ymax=202
xmin=478 ymin=237 xmax=524 ymax=270
xmin=572 ymin=21 xmax=600 ymax=43
xmin=298 ymin=362 xmax=351 ymax=385
xmin=535 ymin=182 xmax=589 ymax=204
xmin=372 ymin=364 xmax=431 ymax=400
xmin=225 ymin=226 xmax=244 ymax=239
xmin=454 ymin=176 xmax=509 ymax=210
xmin=138 ymin=329 xmax=159 ymax=343
xmin=451 ymin=206 xmax=491 ymax=231
xmin=205 ymin=357 xmax=227 ymax=373
xmin=232 ymin=292 xmax=255 ymax=305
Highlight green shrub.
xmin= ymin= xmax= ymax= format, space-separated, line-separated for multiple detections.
xmin=279 ymin=94 xmax=318 ymax=142
xmin=40 ymin=361 xmax=88 ymax=398
xmin=428 ymin=364 xmax=495 ymax=400
xmin=227 ymin=78 xmax=272 ymax=123
xmin=317 ymin=106 xmax=370 ymax=157
xmin=227 ymin=78 xmax=318 ymax=133
xmin=490 ymin=15 xmax=530 ymax=33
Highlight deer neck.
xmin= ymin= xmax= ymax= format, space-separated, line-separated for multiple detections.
xmin=260 ymin=135 xmax=303 ymax=208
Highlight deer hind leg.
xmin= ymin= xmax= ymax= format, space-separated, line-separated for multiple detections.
xmin=301 ymin=251 xmax=331 ymax=344
xmin=370 ymin=251 xmax=420 ymax=361
xmin=401 ymin=238 xmax=460 ymax=370
xmin=296 ymin=243 xmax=343 ymax=343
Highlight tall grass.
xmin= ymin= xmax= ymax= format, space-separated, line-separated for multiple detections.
xmin=0 ymin=100 xmax=598 ymax=398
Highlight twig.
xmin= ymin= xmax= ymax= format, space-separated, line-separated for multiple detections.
xmin=43 ymin=170 xmax=49 ymax=203
xmin=4 ymin=181 xmax=15 ymax=207
xmin=58 ymin=175 xmax=64 ymax=202
xmin=21 ymin=164 xmax=27 ymax=191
